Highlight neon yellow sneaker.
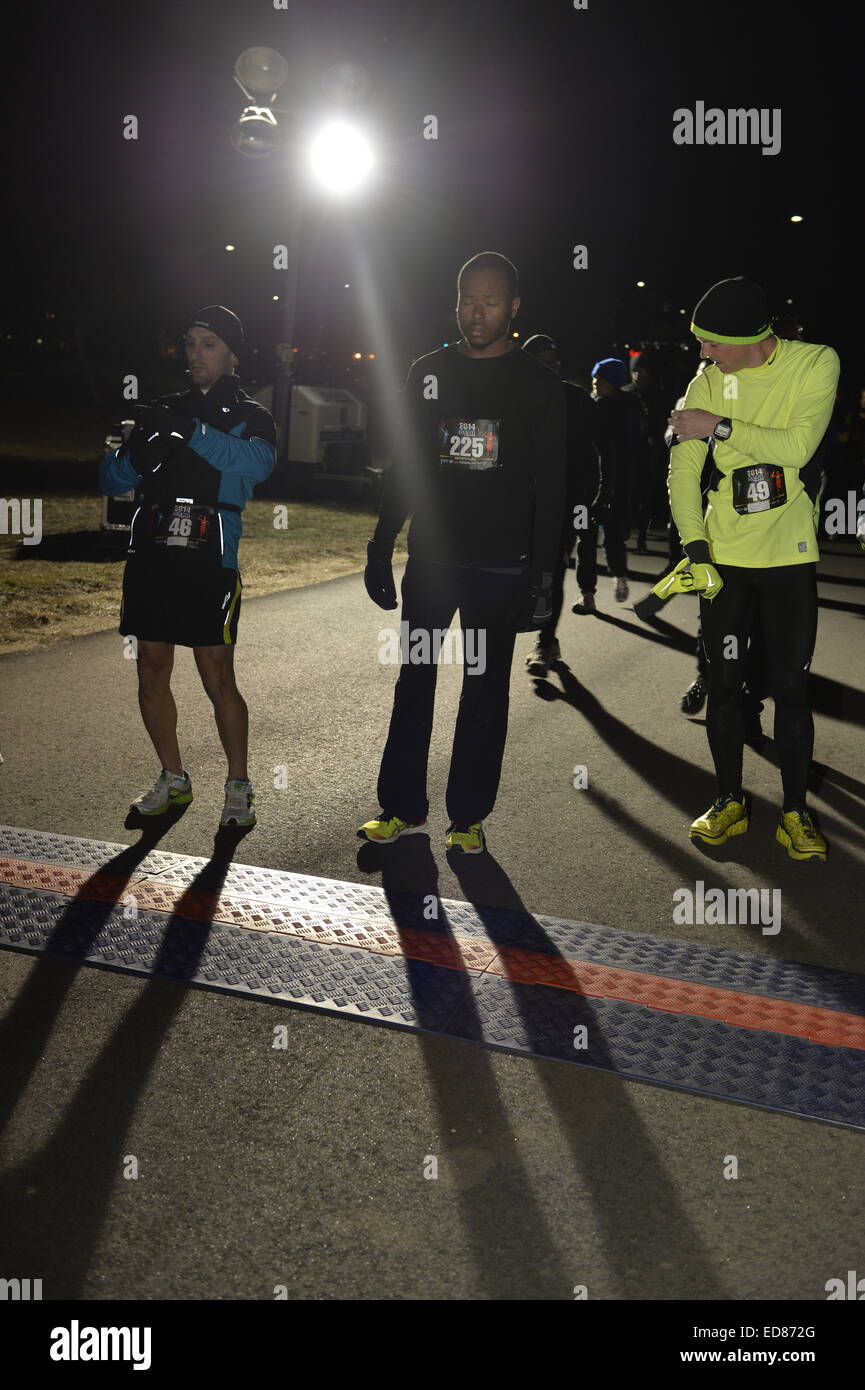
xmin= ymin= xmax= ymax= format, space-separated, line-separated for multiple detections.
xmin=445 ymin=821 xmax=485 ymax=854
xmin=689 ymin=795 xmax=750 ymax=845
xmin=357 ymin=812 xmax=427 ymax=844
xmin=776 ymin=809 xmax=827 ymax=861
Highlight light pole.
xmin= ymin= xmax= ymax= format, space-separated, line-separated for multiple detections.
xmin=231 ymin=49 xmax=374 ymax=465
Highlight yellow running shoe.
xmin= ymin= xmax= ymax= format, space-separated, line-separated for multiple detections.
xmin=356 ymin=812 xmax=427 ymax=844
xmin=776 ymin=809 xmax=827 ymax=861
xmin=689 ymin=795 xmax=750 ymax=845
xmin=445 ymin=821 xmax=485 ymax=854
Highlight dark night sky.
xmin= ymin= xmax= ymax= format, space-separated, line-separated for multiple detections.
xmin=6 ymin=0 xmax=860 ymax=393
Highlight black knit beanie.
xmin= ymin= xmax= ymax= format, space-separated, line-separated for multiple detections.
xmin=690 ymin=277 xmax=771 ymax=345
xmin=184 ymin=305 xmax=244 ymax=359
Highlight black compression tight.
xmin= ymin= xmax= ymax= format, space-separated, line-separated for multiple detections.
xmin=699 ymin=563 xmax=818 ymax=809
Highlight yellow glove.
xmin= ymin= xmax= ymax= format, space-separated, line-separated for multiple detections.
xmin=652 ymin=557 xmax=724 ymax=602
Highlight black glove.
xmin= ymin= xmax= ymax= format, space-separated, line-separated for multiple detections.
xmin=512 ymin=569 xmax=553 ymax=633
xmin=364 ymin=540 xmax=397 ymax=609
xmin=130 ymin=402 xmax=195 ymax=445
xmin=122 ymin=423 xmax=175 ymax=477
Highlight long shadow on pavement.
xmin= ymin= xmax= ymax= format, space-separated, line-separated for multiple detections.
xmin=371 ymin=836 xmax=569 ymax=1299
xmin=816 ymin=596 xmax=865 ymax=617
xmin=0 ymin=826 xmax=244 ymax=1298
xmin=755 ymin=741 xmax=865 ymax=855
xmin=591 ymin=607 xmax=697 ymax=656
xmin=367 ymin=837 xmax=729 ymax=1299
xmin=0 ymin=816 xmax=184 ymax=1131
xmin=597 ymin=601 xmax=865 ymax=727
xmin=448 ymin=849 xmax=730 ymax=1300
xmin=534 ymin=662 xmax=865 ymax=974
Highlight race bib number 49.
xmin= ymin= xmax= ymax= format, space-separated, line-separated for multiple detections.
xmin=438 ymin=419 xmax=501 ymax=470
xmin=731 ymin=464 xmax=787 ymax=515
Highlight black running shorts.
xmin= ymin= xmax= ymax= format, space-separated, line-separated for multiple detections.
xmin=119 ymin=552 xmax=242 ymax=646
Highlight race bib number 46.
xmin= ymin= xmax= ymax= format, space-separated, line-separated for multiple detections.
xmin=438 ymin=419 xmax=501 ymax=470
xmin=731 ymin=464 xmax=787 ymax=515
xmin=154 ymin=501 xmax=215 ymax=549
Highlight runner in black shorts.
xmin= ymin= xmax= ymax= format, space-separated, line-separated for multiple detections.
xmin=665 ymin=277 xmax=839 ymax=860
xmin=121 ymin=550 xmax=243 ymax=647
xmin=99 ymin=305 xmax=276 ymax=827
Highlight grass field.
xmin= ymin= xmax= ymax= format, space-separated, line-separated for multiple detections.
xmin=0 ymin=494 xmax=407 ymax=655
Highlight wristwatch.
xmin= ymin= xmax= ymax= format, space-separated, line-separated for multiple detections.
xmin=713 ymin=416 xmax=733 ymax=441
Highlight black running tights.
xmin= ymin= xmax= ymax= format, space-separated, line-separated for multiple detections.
xmin=699 ymin=563 xmax=818 ymax=809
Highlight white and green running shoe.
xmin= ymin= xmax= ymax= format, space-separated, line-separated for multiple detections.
xmin=221 ymin=779 xmax=256 ymax=827
xmin=130 ymin=769 xmax=193 ymax=815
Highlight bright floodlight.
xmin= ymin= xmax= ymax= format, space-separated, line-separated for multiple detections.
xmin=309 ymin=122 xmax=373 ymax=192
xmin=234 ymin=47 xmax=288 ymax=99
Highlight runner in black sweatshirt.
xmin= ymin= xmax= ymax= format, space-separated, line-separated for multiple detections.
xmin=519 ymin=332 xmax=600 ymax=676
xmin=358 ymin=251 xmax=566 ymax=854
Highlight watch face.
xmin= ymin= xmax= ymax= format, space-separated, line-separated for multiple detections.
xmin=715 ymin=419 xmax=732 ymax=439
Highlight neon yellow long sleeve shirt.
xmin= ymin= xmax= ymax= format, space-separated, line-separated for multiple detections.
xmin=668 ymin=338 xmax=840 ymax=567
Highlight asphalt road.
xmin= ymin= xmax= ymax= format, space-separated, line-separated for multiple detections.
xmin=1 ymin=537 xmax=864 ymax=1301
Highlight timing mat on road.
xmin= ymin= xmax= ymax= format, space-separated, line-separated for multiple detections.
xmin=1 ymin=825 xmax=864 ymax=1130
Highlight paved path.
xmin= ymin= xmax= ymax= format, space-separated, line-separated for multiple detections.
xmin=1 ymin=538 xmax=864 ymax=1300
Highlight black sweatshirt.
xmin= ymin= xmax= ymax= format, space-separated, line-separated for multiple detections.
xmin=564 ymin=380 xmax=601 ymax=501
xmin=592 ymin=388 xmax=645 ymax=502
xmin=372 ymin=343 xmax=566 ymax=571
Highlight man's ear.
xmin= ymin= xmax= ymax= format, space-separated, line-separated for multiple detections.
xmin=510 ymin=296 xmax=520 ymax=319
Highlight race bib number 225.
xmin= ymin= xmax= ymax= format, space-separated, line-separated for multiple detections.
xmin=438 ymin=419 xmax=501 ymax=470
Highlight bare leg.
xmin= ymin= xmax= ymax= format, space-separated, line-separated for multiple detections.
xmin=136 ymin=640 xmax=183 ymax=774
xmin=193 ymin=645 xmax=249 ymax=781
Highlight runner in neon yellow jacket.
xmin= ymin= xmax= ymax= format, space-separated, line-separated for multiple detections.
xmin=669 ymin=336 xmax=838 ymax=568
xmin=665 ymin=275 xmax=839 ymax=861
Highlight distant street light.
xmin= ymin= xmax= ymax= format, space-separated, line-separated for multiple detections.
xmin=229 ymin=47 xmax=373 ymax=461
